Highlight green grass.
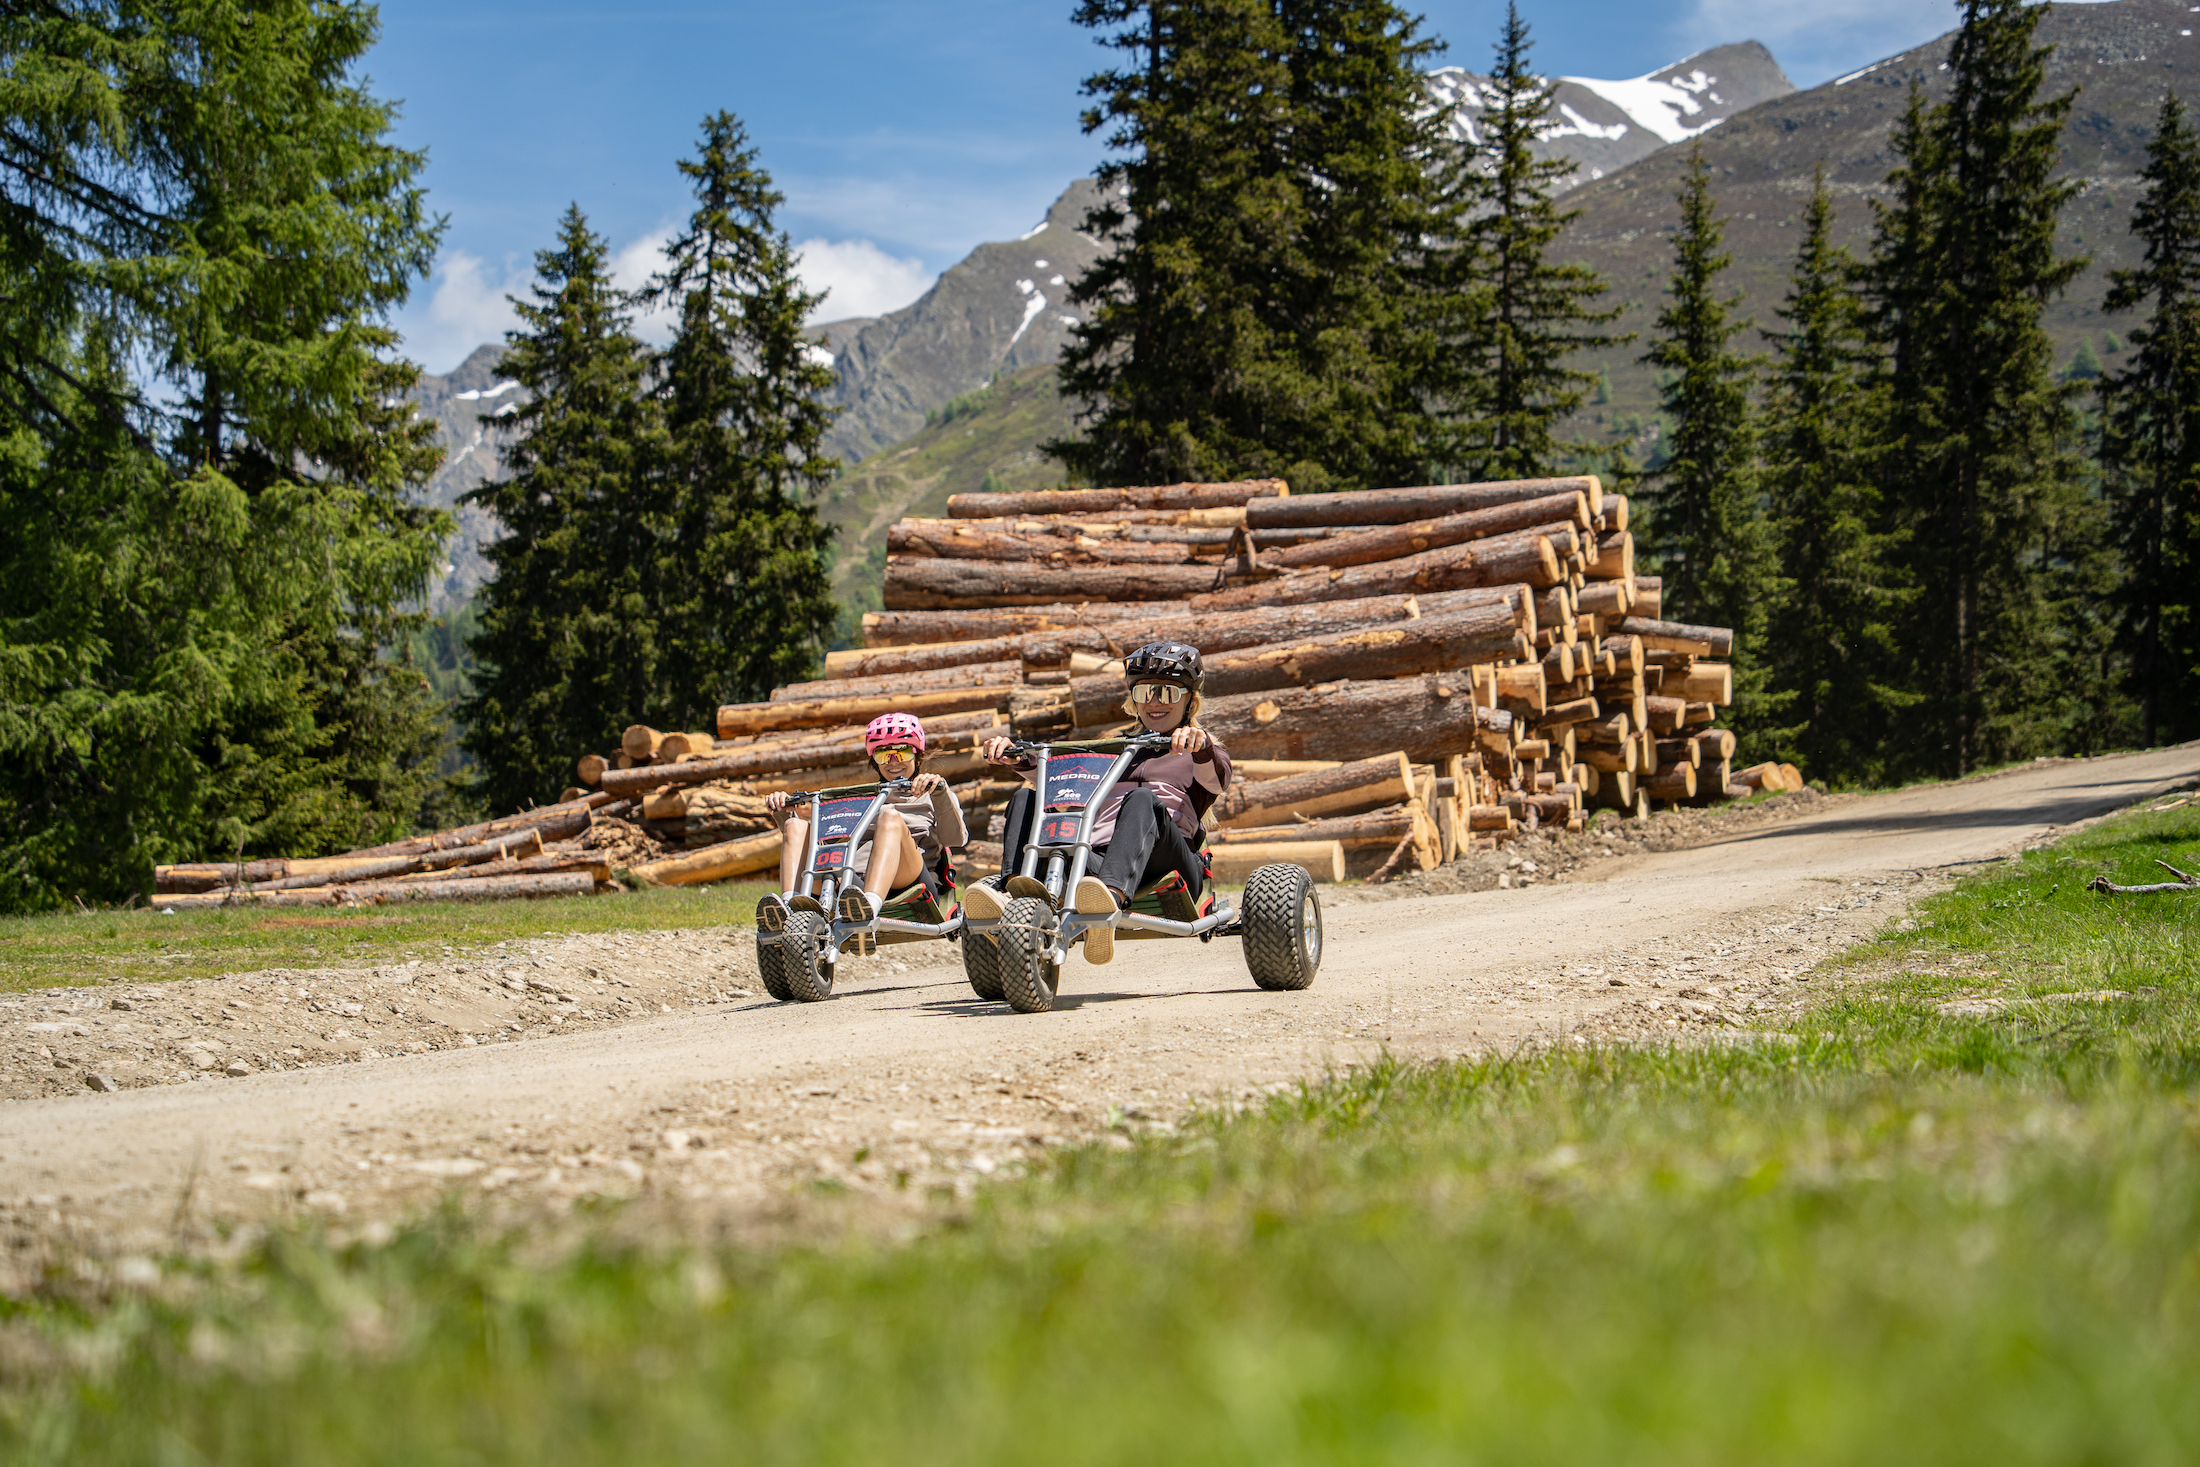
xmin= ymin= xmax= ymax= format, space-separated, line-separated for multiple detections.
xmin=0 ymin=880 xmax=780 ymax=994
xmin=5 ymin=800 xmax=2199 ymax=1462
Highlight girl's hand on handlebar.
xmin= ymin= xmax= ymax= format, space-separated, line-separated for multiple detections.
xmin=1170 ymin=725 xmax=1210 ymax=755
xmin=910 ymin=772 xmax=946 ymax=795
xmin=765 ymin=790 xmax=792 ymax=814
xmin=981 ymin=736 xmax=1019 ymax=765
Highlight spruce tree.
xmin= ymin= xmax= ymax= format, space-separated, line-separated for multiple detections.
xmin=1049 ymin=0 xmax=1453 ymax=491
xmin=1640 ymin=148 xmax=1781 ymax=736
xmin=648 ymin=112 xmax=839 ymax=718
xmin=1434 ymin=3 xmax=1629 ymax=481
xmin=1861 ymin=0 xmax=2089 ymax=776
xmin=0 ymin=0 xmax=453 ymax=908
xmin=1762 ymin=168 xmax=1911 ymax=785
xmin=2099 ymin=92 xmax=2200 ymax=746
xmin=460 ymin=208 xmax=665 ymax=815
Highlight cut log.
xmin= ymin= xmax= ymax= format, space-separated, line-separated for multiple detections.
xmin=1664 ymin=662 xmax=1734 ymax=704
xmin=319 ymin=793 xmax=617 ymax=864
xmin=946 ymin=478 xmax=1287 ymax=518
xmin=1206 ymin=840 xmax=1345 ymax=885
xmin=1598 ymin=494 xmax=1630 ymax=534
xmin=1064 ymin=606 xmax=1530 ymax=726
xmin=1693 ymin=728 xmax=1738 ymax=761
xmin=1494 ymin=664 xmax=1547 ymax=714
xmin=626 ymin=830 xmax=783 ymax=887
xmin=1643 ymin=763 xmax=1697 ymax=801
xmin=576 ymin=753 xmax=609 ymax=787
xmin=1653 ymin=737 xmax=1704 ymax=768
xmin=888 ymin=523 xmax=1208 ymax=565
xmin=1633 ymin=577 xmax=1663 ymax=619
xmin=612 ymin=714 xmax=999 ymax=797
xmin=153 ymin=870 xmax=600 ymax=910
xmin=1254 ymin=492 xmax=1589 ymax=571
xmin=1576 ymin=581 xmax=1633 ymax=620
xmin=1583 ymin=531 xmax=1634 ymax=583
xmin=1244 ymin=475 xmax=1601 ymax=530
xmin=1611 ymin=616 xmax=1734 ymax=657
xmin=1216 ymin=753 xmax=1416 ymax=829
xmin=1533 ymin=696 xmax=1601 ymax=730
xmin=771 ymin=660 xmax=1023 ymax=704
xmin=1235 ymin=759 xmax=1344 ymax=781
xmin=1735 ymin=760 xmax=1787 ymax=793
xmin=1210 ymin=804 xmax=1417 ymax=849
xmin=622 ymin=726 xmax=663 ymax=761
xmin=1541 ymin=641 xmax=1576 ymax=683
xmin=1187 ymin=533 xmax=1561 ymax=611
xmin=1643 ymin=696 xmax=1687 ymax=734
xmin=1467 ymin=804 xmax=1514 ymax=832
xmin=1779 ymin=763 xmax=1804 ymax=791
xmin=884 ymin=557 xmax=1245 ymax=609
xmin=384 ymin=853 xmax=612 ymax=886
xmin=717 ymin=683 xmax=1012 ymax=739
xmin=1197 ymin=675 xmax=1479 ymax=764
xmin=657 ymin=732 xmax=717 ymax=758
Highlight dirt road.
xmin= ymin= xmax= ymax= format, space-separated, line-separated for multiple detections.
xmin=5 ymin=747 xmax=2196 ymax=1267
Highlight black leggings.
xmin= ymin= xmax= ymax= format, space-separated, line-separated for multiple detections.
xmin=1000 ymin=787 xmax=1204 ymax=897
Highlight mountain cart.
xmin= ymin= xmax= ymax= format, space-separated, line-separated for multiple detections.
xmin=756 ymin=780 xmax=963 ymax=1002
xmin=961 ymin=734 xmax=1323 ymax=1013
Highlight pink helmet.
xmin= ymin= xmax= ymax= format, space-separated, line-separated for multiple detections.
xmin=864 ymin=712 xmax=926 ymax=755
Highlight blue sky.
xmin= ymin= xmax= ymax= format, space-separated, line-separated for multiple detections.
xmin=374 ymin=0 xmax=1980 ymax=372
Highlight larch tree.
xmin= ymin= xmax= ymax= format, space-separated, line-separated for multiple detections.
xmin=1860 ymin=0 xmax=2089 ymax=777
xmin=2099 ymin=91 xmax=2200 ymax=746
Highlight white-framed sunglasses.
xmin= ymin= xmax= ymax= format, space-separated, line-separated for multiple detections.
xmin=1129 ymin=682 xmax=1189 ymax=706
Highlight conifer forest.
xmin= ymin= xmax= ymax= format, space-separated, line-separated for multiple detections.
xmin=4 ymin=0 xmax=2197 ymax=912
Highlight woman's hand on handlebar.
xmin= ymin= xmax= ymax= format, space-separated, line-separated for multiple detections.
xmin=910 ymin=772 xmax=946 ymax=795
xmin=765 ymin=790 xmax=793 ymax=815
xmin=981 ymin=736 xmax=1020 ymax=765
xmin=1170 ymin=725 xmax=1210 ymax=756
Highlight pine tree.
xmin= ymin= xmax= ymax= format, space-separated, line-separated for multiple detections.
xmin=1762 ymin=167 xmax=1911 ymax=785
xmin=1049 ymin=0 xmax=1453 ymax=491
xmin=648 ymin=112 xmax=839 ymax=719
xmin=460 ymin=208 xmax=665 ymax=815
xmin=2099 ymin=91 xmax=2200 ymax=745
xmin=0 ymin=0 xmax=453 ymax=908
xmin=1640 ymin=148 xmax=1781 ymax=736
xmin=1433 ymin=3 xmax=1629 ymax=481
xmin=1861 ymin=0 xmax=2089 ymax=777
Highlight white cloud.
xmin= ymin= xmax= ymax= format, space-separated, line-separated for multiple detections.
xmin=794 ymin=237 xmax=936 ymax=323
xmin=401 ymin=250 xmax=527 ymax=375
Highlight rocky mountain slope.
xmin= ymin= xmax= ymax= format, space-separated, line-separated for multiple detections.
xmin=1427 ymin=40 xmax=1794 ymax=188
xmin=1562 ymin=0 xmax=2196 ymax=438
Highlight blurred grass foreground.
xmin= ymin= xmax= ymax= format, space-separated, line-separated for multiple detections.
xmin=4 ymin=797 xmax=2199 ymax=1463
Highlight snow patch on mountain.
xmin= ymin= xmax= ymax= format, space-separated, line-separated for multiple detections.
xmin=1562 ymin=66 xmax=1727 ymax=144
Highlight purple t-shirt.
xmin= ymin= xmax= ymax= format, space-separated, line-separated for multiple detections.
xmin=1088 ymin=742 xmax=1233 ymax=847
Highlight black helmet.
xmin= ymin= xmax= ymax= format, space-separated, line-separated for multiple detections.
xmin=1123 ymin=641 xmax=1204 ymax=693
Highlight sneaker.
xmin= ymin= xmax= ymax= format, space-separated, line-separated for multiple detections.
xmin=1073 ymin=877 xmax=1118 ymax=966
xmin=786 ymin=891 xmax=826 ymax=916
xmin=756 ymin=892 xmax=793 ymax=933
xmin=1005 ymin=873 xmax=1052 ymax=903
xmin=960 ymin=877 xmax=1006 ymax=922
xmin=838 ymin=887 xmax=882 ymax=924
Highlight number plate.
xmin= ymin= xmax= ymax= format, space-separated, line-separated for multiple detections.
xmin=1041 ymin=816 xmax=1080 ymax=843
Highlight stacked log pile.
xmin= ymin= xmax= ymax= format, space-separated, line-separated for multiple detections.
xmin=156 ymin=474 xmax=1760 ymax=908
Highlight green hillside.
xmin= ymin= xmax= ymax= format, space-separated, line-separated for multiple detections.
xmin=818 ymin=361 xmax=1078 ymax=643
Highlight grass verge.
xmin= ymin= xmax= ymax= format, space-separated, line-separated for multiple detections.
xmin=0 ymin=880 xmax=780 ymax=994
xmin=4 ymin=799 xmax=2198 ymax=1462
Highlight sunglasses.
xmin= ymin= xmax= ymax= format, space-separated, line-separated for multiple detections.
xmin=872 ymin=744 xmax=918 ymax=761
xmin=1130 ymin=682 xmax=1189 ymax=706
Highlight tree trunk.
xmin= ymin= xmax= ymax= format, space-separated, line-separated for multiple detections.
xmin=1217 ymin=752 xmax=1416 ymax=828
xmin=885 ymin=556 xmax=1245 ymax=609
xmin=1195 ymin=675 xmax=1478 ymax=764
xmin=947 ymin=478 xmax=1287 ymax=518
xmin=305 ymin=794 xmax=613 ymax=864
xmin=627 ymin=830 xmax=784 ymax=887
xmin=716 ymin=683 xmax=1012 ymax=739
xmin=1210 ymin=804 xmax=1417 ymax=848
xmin=1206 ymin=841 xmax=1345 ymax=885
xmin=1189 ymin=533 xmax=1560 ymax=613
xmin=1254 ymin=492 xmax=1589 ymax=571
xmin=771 ymin=660 xmax=1022 ymax=704
xmin=1063 ymin=607 xmax=1528 ymax=726
xmin=1244 ymin=476 xmax=1602 ymax=529
xmin=1611 ymin=616 xmax=1734 ymax=657
xmin=888 ymin=523 xmax=1208 ymax=564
